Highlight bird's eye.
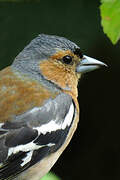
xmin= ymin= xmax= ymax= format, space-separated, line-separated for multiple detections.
xmin=62 ymin=55 xmax=72 ymax=64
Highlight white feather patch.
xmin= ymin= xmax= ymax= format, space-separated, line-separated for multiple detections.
xmin=8 ymin=142 xmax=39 ymax=158
xmin=0 ymin=123 xmax=4 ymax=128
xmin=33 ymin=121 xmax=60 ymax=135
xmin=62 ymin=103 xmax=74 ymax=129
xmin=33 ymin=102 xmax=75 ymax=135
xmin=0 ymin=163 xmax=3 ymax=167
xmin=30 ymin=107 xmax=40 ymax=114
xmin=20 ymin=143 xmax=55 ymax=167
xmin=21 ymin=151 xmax=33 ymax=167
xmin=8 ymin=142 xmax=55 ymax=158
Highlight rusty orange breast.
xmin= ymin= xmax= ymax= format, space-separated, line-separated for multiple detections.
xmin=0 ymin=67 xmax=58 ymax=122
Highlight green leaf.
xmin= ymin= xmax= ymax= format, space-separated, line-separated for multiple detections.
xmin=41 ymin=172 xmax=61 ymax=180
xmin=100 ymin=0 xmax=120 ymax=44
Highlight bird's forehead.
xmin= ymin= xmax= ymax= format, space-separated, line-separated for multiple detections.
xmin=23 ymin=34 xmax=80 ymax=58
xmin=34 ymin=34 xmax=79 ymax=51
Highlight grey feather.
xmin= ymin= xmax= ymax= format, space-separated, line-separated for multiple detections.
xmin=12 ymin=93 xmax=73 ymax=127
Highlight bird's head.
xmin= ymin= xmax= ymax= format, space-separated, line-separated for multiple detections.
xmin=12 ymin=34 xmax=107 ymax=96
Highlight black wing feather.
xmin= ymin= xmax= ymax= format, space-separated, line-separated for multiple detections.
xmin=5 ymin=127 xmax=38 ymax=147
xmin=0 ymin=151 xmax=27 ymax=180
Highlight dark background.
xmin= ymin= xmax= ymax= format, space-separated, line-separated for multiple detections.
xmin=0 ymin=1 xmax=119 ymax=180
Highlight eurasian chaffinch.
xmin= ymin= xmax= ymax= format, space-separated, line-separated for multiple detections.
xmin=0 ymin=34 xmax=107 ymax=180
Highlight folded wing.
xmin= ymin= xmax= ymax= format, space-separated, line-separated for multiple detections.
xmin=0 ymin=93 xmax=76 ymax=179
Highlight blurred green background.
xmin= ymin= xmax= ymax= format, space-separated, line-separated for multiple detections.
xmin=0 ymin=0 xmax=119 ymax=180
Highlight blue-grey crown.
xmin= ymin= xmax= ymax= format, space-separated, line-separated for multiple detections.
xmin=13 ymin=34 xmax=80 ymax=63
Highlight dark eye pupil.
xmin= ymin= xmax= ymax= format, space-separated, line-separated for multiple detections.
xmin=62 ymin=55 xmax=72 ymax=64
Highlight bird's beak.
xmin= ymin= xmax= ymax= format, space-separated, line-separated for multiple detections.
xmin=76 ymin=55 xmax=107 ymax=73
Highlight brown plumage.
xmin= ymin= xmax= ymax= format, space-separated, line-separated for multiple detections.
xmin=0 ymin=67 xmax=57 ymax=122
xmin=0 ymin=34 xmax=107 ymax=180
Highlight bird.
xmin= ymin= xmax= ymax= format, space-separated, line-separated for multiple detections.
xmin=0 ymin=34 xmax=107 ymax=180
